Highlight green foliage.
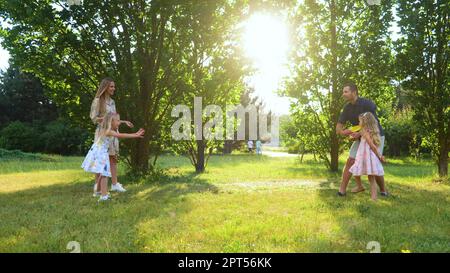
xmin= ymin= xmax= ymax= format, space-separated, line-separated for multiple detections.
xmin=0 ymin=121 xmax=39 ymax=153
xmin=0 ymin=120 xmax=90 ymax=155
xmin=383 ymin=108 xmax=424 ymax=157
xmin=165 ymin=1 xmax=251 ymax=172
xmin=395 ymin=0 xmax=449 ymax=176
xmin=39 ymin=120 xmax=90 ymax=155
xmin=0 ymin=65 xmax=57 ymax=128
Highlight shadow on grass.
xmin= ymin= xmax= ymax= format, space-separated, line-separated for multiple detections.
xmin=316 ymin=181 xmax=450 ymax=252
xmin=0 ymin=172 xmax=219 ymax=252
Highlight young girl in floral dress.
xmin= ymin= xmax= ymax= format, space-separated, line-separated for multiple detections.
xmin=82 ymin=113 xmax=144 ymax=201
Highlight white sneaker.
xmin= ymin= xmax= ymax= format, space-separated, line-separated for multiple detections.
xmin=98 ymin=195 xmax=111 ymax=202
xmin=111 ymin=183 xmax=126 ymax=192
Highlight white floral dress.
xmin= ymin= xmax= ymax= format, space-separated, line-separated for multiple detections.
xmin=81 ymin=136 xmax=113 ymax=177
xmin=90 ymin=97 xmax=119 ymax=156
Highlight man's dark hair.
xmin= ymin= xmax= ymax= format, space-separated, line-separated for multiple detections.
xmin=343 ymin=82 xmax=358 ymax=95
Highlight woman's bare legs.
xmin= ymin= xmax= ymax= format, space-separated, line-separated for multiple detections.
xmin=109 ymin=155 xmax=118 ymax=185
xmin=351 ymin=176 xmax=365 ymax=193
xmin=99 ymin=175 xmax=108 ymax=197
xmin=368 ymin=175 xmax=378 ymax=201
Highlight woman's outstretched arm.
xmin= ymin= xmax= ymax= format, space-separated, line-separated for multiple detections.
xmin=106 ymin=129 xmax=145 ymax=139
xmin=119 ymin=120 xmax=134 ymax=128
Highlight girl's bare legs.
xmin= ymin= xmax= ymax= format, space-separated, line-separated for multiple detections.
xmin=368 ymin=175 xmax=378 ymax=201
xmin=351 ymin=176 xmax=365 ymax=193
xmin=94 ymin=173 xmax=100 ymax=193
xmin=109 ymin=155 xmax=118 ymax=185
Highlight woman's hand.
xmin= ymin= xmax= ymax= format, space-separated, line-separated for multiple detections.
xmin=379 ymin=155 xmax=386 ymax=163
xmin=134 ymin=128 xmax=145 ymax=138
xmin=122 ymin=120 xmax=134 ymax=128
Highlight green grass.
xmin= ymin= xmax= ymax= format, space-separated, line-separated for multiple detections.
xmin=0 ymin=152 xmax=449 ymax=253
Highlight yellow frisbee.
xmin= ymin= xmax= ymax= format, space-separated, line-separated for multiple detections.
xmin=349 ymin=125 xmax=361 ymax=132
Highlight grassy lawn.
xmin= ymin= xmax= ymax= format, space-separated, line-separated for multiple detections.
xmin=0 ymin=152 xmax=449 ymax=253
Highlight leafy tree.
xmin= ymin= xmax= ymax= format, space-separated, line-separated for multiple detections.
xmin=170 ymin=1 xmax=249 ymax=173
xmin=0 ymin=65 xmax=57 ymax=127
xmin=395 ymin=0 xmax=449 ymax=177
xmin=283 ymin=0 xmax=395 ymax=171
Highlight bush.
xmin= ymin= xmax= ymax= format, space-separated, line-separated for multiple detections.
xmin=40 ymin=121 xmax=90 ymax=155
xmin=383 ymin=109 xmax=426 ymax=157
xmin=0 ymin=121 xmax=40 ymax=152
xmin=0 ymin=120 xmax=90 ymax=156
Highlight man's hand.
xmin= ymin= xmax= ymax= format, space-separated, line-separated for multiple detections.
xmin=341 ymin=129 xmax=353 ymax=136
xmin=350 ymin=132 xmax=361 ymax=139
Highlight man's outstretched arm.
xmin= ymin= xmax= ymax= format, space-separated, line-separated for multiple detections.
xmin=336 ymin=122 xmax=352 ymax=136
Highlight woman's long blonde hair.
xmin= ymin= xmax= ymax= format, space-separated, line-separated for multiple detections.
xmin=94 ymin=77 xmax=114 ymax=117
xmin=359 ymin=112 xmax=381 ymax=147
xmin=98 ymin=112 xmax=119 ymax=139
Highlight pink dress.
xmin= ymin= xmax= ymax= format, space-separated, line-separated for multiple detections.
xmin=349 ymin=137 xmax=384 ymax=176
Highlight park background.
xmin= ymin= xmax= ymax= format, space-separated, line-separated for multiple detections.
xmin=0 ymin=0 xmax=448 ymax=252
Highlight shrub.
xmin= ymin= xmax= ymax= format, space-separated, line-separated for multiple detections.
xmin=0 ymin=120 xmax=90 ymax=155
xmin=39 ymin=120 xmax=90 ymax=155
xmin=0 ymin=121 xmax=40 ymax=152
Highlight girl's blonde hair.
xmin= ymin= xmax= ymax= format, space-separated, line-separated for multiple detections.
xmin=94 ymin=77 xmax=114 ymax=117
xmin=359 ymin=112 xmax=381 ymax=147
xmin=98 ymin=112 xmax=120 ymax=139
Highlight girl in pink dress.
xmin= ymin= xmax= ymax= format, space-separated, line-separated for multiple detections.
xmin=349 ymin=112 xmax=386 ymax=200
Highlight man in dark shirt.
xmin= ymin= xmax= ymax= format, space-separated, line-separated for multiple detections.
xmin=336 ymin=82 xmax=388 ymax=196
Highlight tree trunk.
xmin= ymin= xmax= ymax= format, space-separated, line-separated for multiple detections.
xmin=223 ymin=140 xmax=233 ymax=154
xmin=437 ymin=135 xmax=448 ymax=177
xmin=329 ymin=0 xmax=340 ymax=172
xmin=196 ymin=140 xmax=206 ymax=173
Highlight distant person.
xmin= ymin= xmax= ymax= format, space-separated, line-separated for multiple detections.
xmin=256 ymin=140 xmax=262 ymax=155
xmin=336 ymin=82 xmax=388 ymax=197
xmin=247 ymin=140 xmax=254 ymax=153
